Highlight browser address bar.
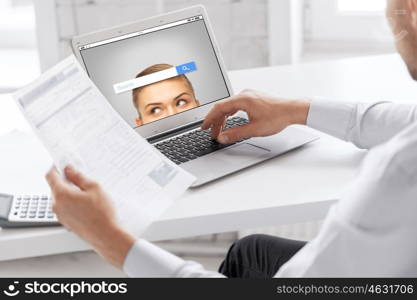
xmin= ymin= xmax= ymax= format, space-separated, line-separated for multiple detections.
xmin=113 ymin=62 xmax=197 ymax=94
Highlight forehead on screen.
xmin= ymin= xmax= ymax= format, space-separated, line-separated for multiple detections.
xmin=132 ymin=64 xmax=195 ymax=107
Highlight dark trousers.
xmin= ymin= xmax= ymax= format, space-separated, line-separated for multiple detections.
xmin=218 ymin=234 xmax=306 ymax=278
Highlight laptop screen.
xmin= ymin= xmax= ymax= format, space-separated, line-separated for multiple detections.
xmin=78 ymin=15 xmax=230 ymax=129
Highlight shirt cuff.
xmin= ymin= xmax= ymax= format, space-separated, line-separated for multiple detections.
xmin=123 ymin=239 xmax=185 ymax=277
xmin=307 ymin=100 xmax=356 ymax=141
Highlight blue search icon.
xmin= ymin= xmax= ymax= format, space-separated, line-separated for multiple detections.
xmin=176 ymin=62 xmax=197 ymax=75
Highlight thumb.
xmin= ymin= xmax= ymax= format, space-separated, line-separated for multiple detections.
xmin=217 ymin=124 xmax=257 ymax=144
xmin=65 ymin=165 xmax=96 ymax=191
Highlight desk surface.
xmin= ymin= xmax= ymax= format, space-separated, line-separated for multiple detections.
xmin=1 ymin=54 xmax=416 ymax=261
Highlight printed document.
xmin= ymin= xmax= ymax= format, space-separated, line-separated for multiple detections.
xmin=13 ymin=55 xmax=195 ymax=235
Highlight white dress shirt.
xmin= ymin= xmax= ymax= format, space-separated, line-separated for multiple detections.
xmin=123 ymin=100 xmax=417 ymax=277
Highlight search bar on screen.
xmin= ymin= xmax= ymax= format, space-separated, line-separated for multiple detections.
xmin=113 ymin=61 xmax=197 ymax=94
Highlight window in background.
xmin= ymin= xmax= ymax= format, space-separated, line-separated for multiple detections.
xmin=337 ymin=0 xmax=386 ymax=13
xmin=0 ymin=0 xmax=40 ymax=92
xmin=303 ymin=0 xmax=395 ymax=62
xmin=0 ymin=0 xmax=36 ymax=48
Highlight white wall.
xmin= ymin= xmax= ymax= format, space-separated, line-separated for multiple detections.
xmin=35 ymin=0 xmax=274 ymax=71
xmin=33 ymin=1 xmax=397 ymax=72
xmin=268 ymin=0 xmax=303 ymax=65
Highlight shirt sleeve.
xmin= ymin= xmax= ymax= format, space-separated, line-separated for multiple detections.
xmin=307 ymin=100 xmax=417 ymax=149
xmin=276 ymin=121 xmax=417 ymax=277
xmin=122 ymin=101 xmax=417 ymax=278
xmin=123 ymin=239 xmax=225 ymax=278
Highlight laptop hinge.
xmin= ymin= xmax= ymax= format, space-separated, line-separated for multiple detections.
xmin=147 ymin=120 xmax=203 ymax=144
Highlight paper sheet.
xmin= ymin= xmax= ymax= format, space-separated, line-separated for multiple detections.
xmin=13 ymin=55 xmax=195 ymax=236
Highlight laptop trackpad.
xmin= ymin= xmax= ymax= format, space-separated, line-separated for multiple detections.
xmin=185 ymin=143 xmax=271 ymax=187
xmin=181 ymin=143 xmax=272 ymax=187
xmin=217 ymin=143 xmax=270 ymax=163
xmin=181 ymin=143 xmax=271 ymax=182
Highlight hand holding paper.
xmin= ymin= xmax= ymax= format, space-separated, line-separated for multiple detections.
xmin=13 ymin=55 xmax=195 ymax=237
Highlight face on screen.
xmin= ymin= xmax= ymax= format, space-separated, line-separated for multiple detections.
xmin=132 ymin=72 xmax=200 ymax=125
xmin=80 ymin=16 xmax=231 ymax=129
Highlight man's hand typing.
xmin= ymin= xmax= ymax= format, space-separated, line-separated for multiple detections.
xmin=201 ymin=89 xmax=310 ymax=144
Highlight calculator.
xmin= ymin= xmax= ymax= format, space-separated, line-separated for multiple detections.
xmin=0 ymin=193 xmax=60 ymax=228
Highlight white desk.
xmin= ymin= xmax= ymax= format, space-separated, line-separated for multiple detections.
xmin=1 ymin=54 xmax=417 ymax=261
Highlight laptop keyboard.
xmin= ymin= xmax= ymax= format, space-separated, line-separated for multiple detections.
xmin=154 ymin=116 xmax=249 ymax=165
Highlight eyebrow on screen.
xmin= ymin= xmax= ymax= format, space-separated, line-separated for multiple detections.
xmin=145 ymin=102 xmax=162 ymax=109
xmin=144 ymin=93 xmax=191 ymax=109
xmin=174 ymin=92 xmax=190 ymax=100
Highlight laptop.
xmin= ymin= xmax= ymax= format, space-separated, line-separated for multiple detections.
xmin=72 ymin=5 xmax=318 ymax=187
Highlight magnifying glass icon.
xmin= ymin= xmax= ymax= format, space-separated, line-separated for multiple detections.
xmin=176 ymin=62 xmax=196 ymax=74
